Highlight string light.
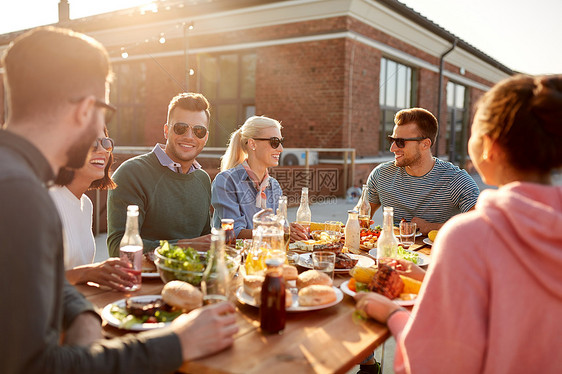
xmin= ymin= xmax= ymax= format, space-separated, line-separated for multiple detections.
xmin=159 ymin=33 xmax=166 ymax=44
xmin=121 ymin=48 xmax=129 ymax=59
xmin=189 ymin=69 xmax=195 ymax=75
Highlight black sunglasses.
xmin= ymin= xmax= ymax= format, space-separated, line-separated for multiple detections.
xmin=388 ymin=136 xmax=427 ymax=148
xmin=69 ymin=97 xmax=117 ymax=125
xmin=92 ymin=137 xmax=114 ymax=152
xmin=252 ymin=137 xmax=284 ymax=149
xmin=169 ymin=122 xmax=208 ymax=139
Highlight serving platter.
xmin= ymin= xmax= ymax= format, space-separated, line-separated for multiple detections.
xmin=340 ymin=280 xmax=416 ymax=307
xmin=296 ymin=253 xmax=375 ymax=273
xmin=236 ymin=286 xmax=343 ymax=312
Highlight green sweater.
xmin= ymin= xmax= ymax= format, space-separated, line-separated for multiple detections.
xmin=107 ymin=151 xmax=211 ymax=256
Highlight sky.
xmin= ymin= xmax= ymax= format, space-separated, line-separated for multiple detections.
xmin=0 ymin=0 xmax=560 ymax=75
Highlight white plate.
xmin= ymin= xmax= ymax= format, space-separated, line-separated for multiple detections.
xmin=368 ymin=248 xmax=431 ymax=267
xmin=297 ymin=253 xmax=375 ymax=273
xmin=422 ymin=238 xmax=434 ymax=246
xmin=141 ymin=272 xmax=160 ymax=278
xmin=101 ymin=295 xmax=170 ymax=331
xmin=236 ymin=286 xmax=343 ymax=312
xmin=340 ymin=280 xmax=416 ymax=307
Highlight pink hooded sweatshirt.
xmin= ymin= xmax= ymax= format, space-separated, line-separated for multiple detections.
xmin=388 ymin=182 xmax=562 ymax=373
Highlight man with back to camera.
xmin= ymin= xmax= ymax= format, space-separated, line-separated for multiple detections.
xmin=106 ymin=92 xmax=213 ymax=256
xmin=0 ymin=27 xmax=237 ymax=374
xmin=367 ymin=107 xmax=480 ymax=234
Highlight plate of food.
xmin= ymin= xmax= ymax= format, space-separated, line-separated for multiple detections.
xmin=236 ymin=285 xmax=343 ymax=312
xmin=141 ymin=253 xmax=160 ymax=278
xmin=368 ymin=247 xmax=431 ymax=266
xmin=340 ymin=280 xmax=417 ymax=306
xmin=297 ymin=253 xmax=374 ymax=273
xmin=101 ymin=295 xmax=182 ymax=331
xmin=422 ymin=238 xmax=434 ymax=246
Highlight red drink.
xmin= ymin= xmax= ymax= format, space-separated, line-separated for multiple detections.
xmin=359 ymin=215 xmax=370 ymax=229
xmin=260 ymin=259 xmax=286 ymax=334
xmin=221 ymin=219 xmax=236 ymax=247
xmin=120 ymin=245 xmax=142 ymax=291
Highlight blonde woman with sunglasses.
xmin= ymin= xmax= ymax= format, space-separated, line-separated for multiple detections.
xmin=50 ymin=127 xmax=136 ymax=290
xmin=212 ymin=116 xmax=285 ymax=239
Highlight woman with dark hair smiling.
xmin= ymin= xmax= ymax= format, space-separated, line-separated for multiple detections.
xmin=355 ymin=75 xmax=562 ymax=373
xmin=50 ymin=127 xmax=135 ymax=290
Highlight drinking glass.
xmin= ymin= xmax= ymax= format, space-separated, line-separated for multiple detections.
xmin=312 ymin=251 xmax=336 ymax=280
xmin=399 ymin=222 xmax=417 ymax=248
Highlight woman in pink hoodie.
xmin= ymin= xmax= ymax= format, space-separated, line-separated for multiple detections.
xmin=355 ymin=74 xmax=562 ymax=373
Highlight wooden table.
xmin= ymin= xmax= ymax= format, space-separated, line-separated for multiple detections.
xmin=79 ymin=237 xmax=431 ymax=374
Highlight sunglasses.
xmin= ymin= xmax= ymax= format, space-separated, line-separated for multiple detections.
xmin=169 ymin=122 xmax=208 ymax=139
xmin=388 ymin=136 xmax=427 ymax=148
xmin=69 ymin=97 xmax=117 ymax=125
xmin=252 ymin=137 xmax=284 ymax=149
xmin=92 ymin=137 xmax=114 ymax=152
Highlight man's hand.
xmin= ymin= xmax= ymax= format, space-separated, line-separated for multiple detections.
xmin=63 ymin=312 xmax=102 ymax=346
xmin=289 ymin=223 xmax=309 ymax=241
xmin=354 ymin=292 xmax=401 ymax=324
xmin=170 ymin=301 xmax=238 ymax=362
xmin=411 ymin=217 xmax=443 ymax=235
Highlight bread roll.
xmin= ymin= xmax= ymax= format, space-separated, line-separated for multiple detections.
xmin=298 ymin=285 xmax=337 ymax=306
xmin=282 ymin=264 xmax=298 ymax=281
xmin=296 ymin=270 xmax=332 ymax=289
xmin=285 ymin=290 xmax=293 ymax=308
xmin=243 ymin=275 xmax=265 ymax=296
xmin=161 ymin=280 xmax=202 ymax=312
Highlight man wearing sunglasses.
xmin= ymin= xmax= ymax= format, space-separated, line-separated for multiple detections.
xmin=107 ymin=93 xmax=213 ymax=257
xmin=0 ymin=28 xmax=237 ymax=374
xmin=366 ymin=107 xmax=479 ymax=234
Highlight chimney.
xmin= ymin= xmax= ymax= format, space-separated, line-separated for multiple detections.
xmin=58 ymin=0 xmax=70 ymax=22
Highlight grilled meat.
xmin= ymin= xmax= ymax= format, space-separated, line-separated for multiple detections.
xmin=368 ymin=264 xmax=404 ymax=299
xmin=334 ymin=253 xmax=358 ymax=269
xmin=125 ymin=298 xmax=173 ymax=317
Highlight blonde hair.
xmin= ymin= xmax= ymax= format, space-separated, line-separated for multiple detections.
xmin=220 ymin=116 xmax=282 ymax=171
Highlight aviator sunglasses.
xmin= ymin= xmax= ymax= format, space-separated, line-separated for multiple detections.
xmin=92 ymin=137 xmax=114 ymax=152
xmin=169 ymin=122 xmax=208 ymax=139
xmin=388 ymin=136 xmax=427 ymax=148
xmin=252 ymin=137 xmax=284 ymax=149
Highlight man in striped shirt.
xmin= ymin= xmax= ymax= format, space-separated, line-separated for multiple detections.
xmin=367 ymin=108 xmax=479 ymax=234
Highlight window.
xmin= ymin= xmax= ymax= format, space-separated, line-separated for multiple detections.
xmin=446 ymin=81 xmax=468 ymax=164
xmin=379 ymin=58 xmax=414 ymax=152
xmin=198 ymin=52 xmax=256 ymax=147
xmin=108 ymin=62 xmax=147 ymax=146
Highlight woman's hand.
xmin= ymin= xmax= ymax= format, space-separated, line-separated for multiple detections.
xmin=390 ymin=258 xmax=426 ymax=282
xmin=354 ymin=292 xmax=402 ymax=324
xmin=290 ymin=223 xmax=309 ymax=241
xmin=66 ymin=258 xmax=136 ymax=290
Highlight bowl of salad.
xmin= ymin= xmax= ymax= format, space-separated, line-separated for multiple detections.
xmin=154 ymin=240 xmax=241 ymax=287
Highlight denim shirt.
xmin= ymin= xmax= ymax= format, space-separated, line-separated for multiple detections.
xmin=211 ymin=164 xmax=283 ymax=236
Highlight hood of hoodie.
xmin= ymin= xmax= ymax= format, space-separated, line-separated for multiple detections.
xmin=476 ymin=182 xmax=562 ymax=298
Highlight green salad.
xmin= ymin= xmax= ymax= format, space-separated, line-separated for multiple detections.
xmin=397 ymin=245 xmax=419 ymax=264
xmin=156 ymin=240 xmax=205 ymax=285
xmin=110 ymin=304 xmax=182 ymax=329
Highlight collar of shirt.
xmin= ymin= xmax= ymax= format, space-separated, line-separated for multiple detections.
xmin=152 ymin=143 xmax=201 ymax=174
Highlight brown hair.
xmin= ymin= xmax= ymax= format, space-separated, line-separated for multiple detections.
xmin=167 ymin=92 xmax=211 ymax=125
xmin=1 ymin=26 xmax=111 ymax=122
xmin=55 ymin=127 xmax=116 ymax=190
xmin=394 ymin=108 xmax=438 ymax=146
xmin=476 ymin=74 xmax=562 ymax=173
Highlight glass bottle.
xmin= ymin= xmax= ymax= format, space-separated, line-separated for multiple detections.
xmin=119 ymin=205 xmax=143 ymax=291
xmin=221 ymin=218 xmax=236 ymax=247
xmin=354 ymin=184 xmax=371 ymax=229
xmin=260 ymin=255 xmax=286 ymax=334
xmin=295 ymin=187 xmax=311 ymax=236
xmin=277 ymin=196 xmax=291 ymax=251
xmin=201 ymin=228 xmax=229 ymax=304
xmin=377 ymin=207 xmax=400 ymax=264
xmin=344 ymin=210 xmax=360 ymax=251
